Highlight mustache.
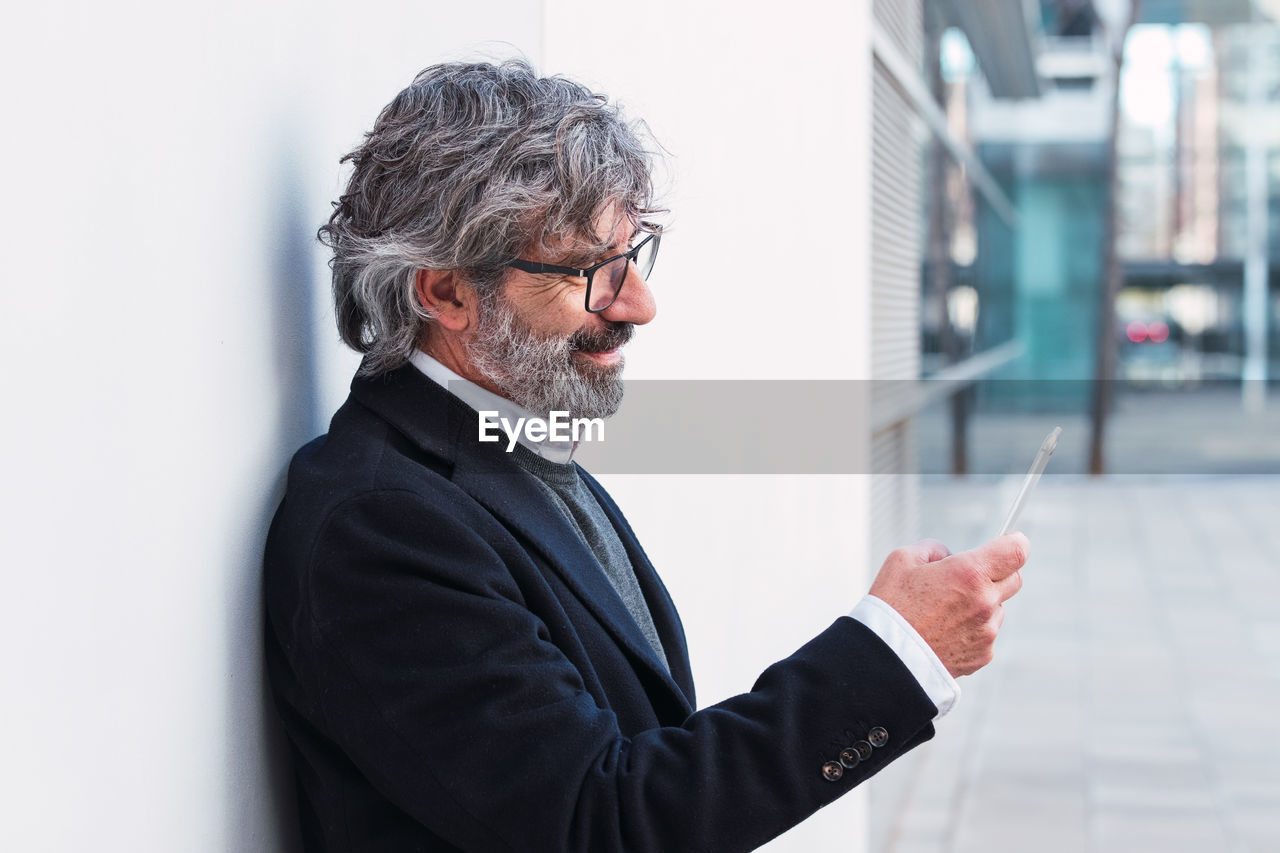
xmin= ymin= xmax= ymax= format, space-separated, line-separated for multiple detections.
xmin=568 ymin=323 xmax=633 ymax=354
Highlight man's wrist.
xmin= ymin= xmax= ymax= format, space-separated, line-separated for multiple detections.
xmin=848 ymin=594 xmax=961 ymax=719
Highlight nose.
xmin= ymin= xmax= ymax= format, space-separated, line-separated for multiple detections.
xmin=598 ymin=260 xmax=657 ymax=326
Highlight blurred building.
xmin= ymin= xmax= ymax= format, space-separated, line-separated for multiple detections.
xmin=1118 ymin=16 xmax=1280 ymax=385
xmin=918 ymin=0 xmax=1280 ymax=411
xmin=918 ymin=0 xmax=1116 ymax=413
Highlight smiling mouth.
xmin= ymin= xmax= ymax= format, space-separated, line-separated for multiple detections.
xmin=569 ymin=323 xmax=633 ymax=356
xmin=577 ymin=348 xmax=622 ymax=364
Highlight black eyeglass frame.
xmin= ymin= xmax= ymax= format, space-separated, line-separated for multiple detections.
xmin=506 ymin=228 xmax=661 ymax=314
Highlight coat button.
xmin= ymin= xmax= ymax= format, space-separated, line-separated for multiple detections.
xmin=868 ymin=727 xmax=889 ymax=748
xmin=852 ymin=740 xmax=873 ymax=761
xmin=838 ymin=747 xmax=861 ymax=769
xmin=821 ymin=761 xmax=844 ymax=782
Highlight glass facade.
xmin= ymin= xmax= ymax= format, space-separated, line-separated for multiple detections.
xmin=921 ymin=3 xmax=1280 ymax=389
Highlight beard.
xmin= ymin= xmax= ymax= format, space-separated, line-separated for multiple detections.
xmin=464 ymin=289 xmax=633 ymax=420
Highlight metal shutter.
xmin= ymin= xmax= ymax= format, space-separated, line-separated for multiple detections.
xmin=871 ymin=0 xmax=924 ymax=560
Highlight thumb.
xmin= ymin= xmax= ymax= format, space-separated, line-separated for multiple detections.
xmin=965 ymin=532 xmax=1029 ymax=581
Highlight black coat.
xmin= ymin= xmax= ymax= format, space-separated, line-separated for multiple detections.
xmin=265 ymin=364 xmax=938 ymax=852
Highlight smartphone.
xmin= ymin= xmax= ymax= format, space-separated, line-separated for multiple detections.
xmin=997 ymin=427 xmax=1061 ymax=536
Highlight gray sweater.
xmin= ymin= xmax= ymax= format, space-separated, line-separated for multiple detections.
xmin=511 ymin=445 xmax=669 ymax=672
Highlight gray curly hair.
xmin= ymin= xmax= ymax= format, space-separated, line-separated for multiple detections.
xmin=319 ymin=59 xmax=663 ymax=375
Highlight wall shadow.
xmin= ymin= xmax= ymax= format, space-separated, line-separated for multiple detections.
xmin=224 ymin=132 xmax=323 ymax=853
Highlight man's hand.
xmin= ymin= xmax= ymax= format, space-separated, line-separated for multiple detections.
xmin=867 ymin=534 xmax=1029 ymax=677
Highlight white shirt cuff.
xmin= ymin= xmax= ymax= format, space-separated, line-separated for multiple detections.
xmin=848 ymin=594 xmax=960 ymax=719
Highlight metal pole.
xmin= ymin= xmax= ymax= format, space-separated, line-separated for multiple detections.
xmin=1090 ymin=0 xmax=1143 ymax=475
xmin=1242 ymin=16 xmax=1270 ymax=412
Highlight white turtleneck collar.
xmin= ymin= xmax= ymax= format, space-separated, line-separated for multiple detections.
xmin=408 ymin=349 xmax=578 ymax=464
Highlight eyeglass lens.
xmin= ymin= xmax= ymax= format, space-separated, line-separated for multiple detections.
xmin=586 ymin=235 xmax=659 ymax=312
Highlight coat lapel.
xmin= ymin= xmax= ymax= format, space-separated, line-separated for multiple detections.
xmin=351 ymin=366 xmax=694 ymax=717
xmin=579 ymin=470 xmax=697 ymax=708
xmin=454 ymin=453 xmax=693 ymax=715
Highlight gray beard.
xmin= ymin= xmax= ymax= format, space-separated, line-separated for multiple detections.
xmin=465 ymin=290 xmax=630 ymax=420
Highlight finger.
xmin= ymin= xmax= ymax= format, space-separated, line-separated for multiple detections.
xmin=968 ymin=532 xmax=1030 ymax=582
xmin=904 ymin=538 xmax=952 ymax=565
xmin=995 ymin=569 xmax=1023 ymax=603
xmin=992 ymin=602 xmax=1007 ymax=632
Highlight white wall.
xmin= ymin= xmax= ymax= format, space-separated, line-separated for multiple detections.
xmin=545 ymin=3 xmax=878 ymax=850
xmin=0 ymin=2 xmax=882 ymax=850
xmin=0 ymin=4 xmax=539 ymax=850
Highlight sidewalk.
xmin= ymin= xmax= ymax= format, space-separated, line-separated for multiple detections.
xmin=871 ymin=475 xmax=1280 ymax=853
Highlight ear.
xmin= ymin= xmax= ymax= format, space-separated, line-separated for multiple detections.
xmin=414 ymin=269 xmax=475 ymax=332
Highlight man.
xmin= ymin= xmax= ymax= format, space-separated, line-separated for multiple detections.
xmin=265 ymin=59 xmax=1027 ymax=852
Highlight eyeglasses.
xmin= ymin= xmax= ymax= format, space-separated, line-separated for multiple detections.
xmin=506 ymin=228 xmax=661 ymax=313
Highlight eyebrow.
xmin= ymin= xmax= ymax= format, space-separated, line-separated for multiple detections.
xmin=559 ymin=226 xmax=641 ymax=268
xmin=556 ymin=247 xmax=619 ymax=270
xmin=559 ymin=251 xmax=600 ymax=269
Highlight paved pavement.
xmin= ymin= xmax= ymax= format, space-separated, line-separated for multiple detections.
xmin=870 ymin=474 xmax=1280 ymax=853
